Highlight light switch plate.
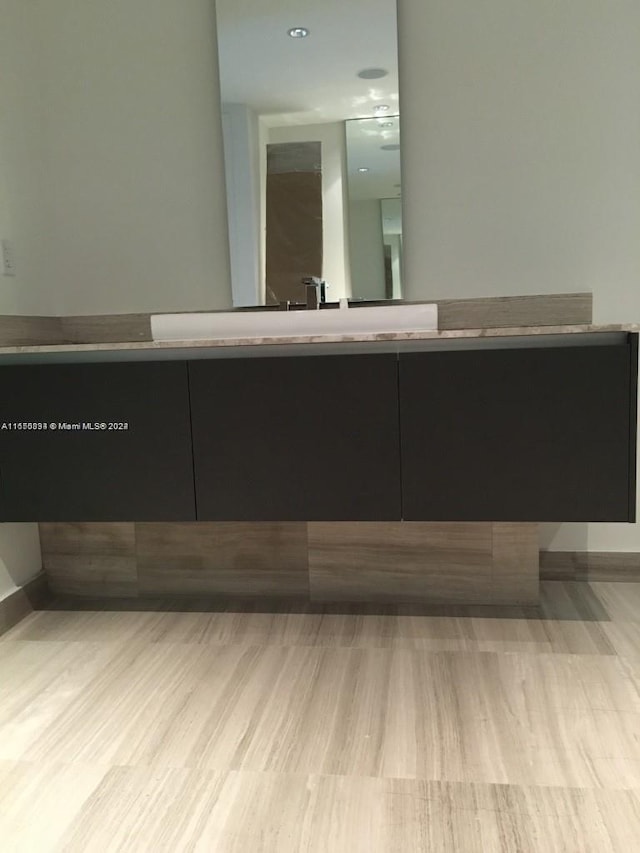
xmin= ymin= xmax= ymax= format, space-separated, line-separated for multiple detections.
xmin=2 ymin=240 xmax=16 ymax=276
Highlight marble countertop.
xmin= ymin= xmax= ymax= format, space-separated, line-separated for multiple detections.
xmin=0 ymin=323 xmax=638 ymax=356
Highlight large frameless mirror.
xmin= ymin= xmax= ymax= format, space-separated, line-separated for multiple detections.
xmin=214 ymin=0 xmax=402 ymax=306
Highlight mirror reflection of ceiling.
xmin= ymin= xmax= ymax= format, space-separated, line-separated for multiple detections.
xmin=216 ymin=0 xmax=399 ymax=126
xmin=346 ymin=116 xmax=401 ymax=202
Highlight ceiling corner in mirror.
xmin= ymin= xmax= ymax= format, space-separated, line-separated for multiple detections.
xmin=215 ymin=0 xmax=402 ymax=307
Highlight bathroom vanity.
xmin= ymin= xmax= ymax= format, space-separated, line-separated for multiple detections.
xmin=0 ymin=319 xmax=637 ymax=607
xmin=0 ymin=325 xmax=636 ymax=525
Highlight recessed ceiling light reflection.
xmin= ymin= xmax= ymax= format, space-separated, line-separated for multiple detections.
xmin=357 ymin=167 xmax=370 ymax=173
xmin=374 ymin=104 xmax=390 ymax=114
xmin=358 ymin=68 xmax=389 ymax=79
xmin=287 ymin=27 xmax=309 ymax=38
xmin=378 ymin=121 xmax=394 ymax=128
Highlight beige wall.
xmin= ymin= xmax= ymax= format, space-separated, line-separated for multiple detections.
xmin=0 ymin=2 xmax=50 ymax=313
xmin=349 ymin=200 xmax=386 ymax=300
xmin=0 ymin=0 xmax=232 ymax=316
xmin=221 ymin=104 xmax=262 ymax=307
xmin=400 ymin=0 xmax=640 ymax=311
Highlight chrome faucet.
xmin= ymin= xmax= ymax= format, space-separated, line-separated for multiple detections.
xmin=302 ymin=276 xmax=326 ymax=309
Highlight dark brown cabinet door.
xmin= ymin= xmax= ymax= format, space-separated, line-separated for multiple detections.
xmin=0 ymin=362 xmax=196 ymax=521
xmin=188 ymin=354 xmax=402 ymax=520
xmin=399 ymin=339 xmax=637 ymax=522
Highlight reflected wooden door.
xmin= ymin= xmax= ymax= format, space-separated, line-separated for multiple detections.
xmin=265 ymin=141 xmax=323 ymax=304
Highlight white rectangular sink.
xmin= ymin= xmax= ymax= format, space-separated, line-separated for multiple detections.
xmin=151 ymin=303 xmax=438 ymax=341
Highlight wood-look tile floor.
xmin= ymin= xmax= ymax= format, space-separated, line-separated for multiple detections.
xmin=1 ymin=581 xmax=640 ymax=851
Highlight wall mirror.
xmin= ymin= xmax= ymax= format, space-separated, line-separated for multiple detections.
xmin=215 ymin=0 xmax=401 ymax=307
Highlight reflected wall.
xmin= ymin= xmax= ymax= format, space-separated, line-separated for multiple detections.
xmin=345 ymin=116 xmax=402 ymax=300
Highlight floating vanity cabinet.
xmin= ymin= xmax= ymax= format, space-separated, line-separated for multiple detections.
xmin=399 ymin=338 xmax=638 ymax=522
xmin=188 ymin=354 xmax=402 ymax=520
xmin=0 ymin=333 xmax=636 ymax=524
xmin=0 ymin=362 xmax=196 ymax=521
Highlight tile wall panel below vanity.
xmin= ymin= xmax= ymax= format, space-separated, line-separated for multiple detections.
xmin=39 ymin=521 xmax=539 ymax=606
xmin=39 ymin=522 xmax=137 ymax=598
xmin=307 ymin=522 xmax=494 ymax=604
xmin=135 ymin=523 xmax=310 ymax=597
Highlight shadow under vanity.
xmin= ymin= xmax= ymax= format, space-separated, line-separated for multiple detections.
xmin=0 ymin=294 xmax=637 ymax=607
